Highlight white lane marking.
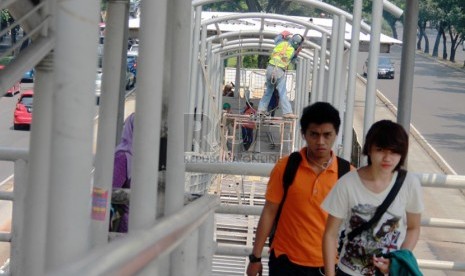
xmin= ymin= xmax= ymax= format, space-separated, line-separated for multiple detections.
xmin=0 ymin=175 xmax=13 ymax=188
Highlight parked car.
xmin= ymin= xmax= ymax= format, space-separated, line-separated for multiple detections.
xmin=0 ymin=65 xmax=21 ymax=96
xmin=14 ymin=89 xmax=34 ymax=130
xmin=127 ymin=44 xmax=139 ymax=56
xmin=363 ymin=56 xmax=395 ymax=79
xmin=126 ymin=70 xmax=136 ymax=90
xmin=95 ymin=70 xmax=135 ymax=105
xmin=126 ymin=54 xmax=137 ymax=76
xmin=21 ymin=68 xmax=35 ymax=83
xmin=129 ymin=0 xmax=140 ymax=18
xmin=95 ymin=70 xmax=102 ymax=105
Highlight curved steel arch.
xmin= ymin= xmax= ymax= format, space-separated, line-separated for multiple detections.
xmin=194 ymin=0 xmax=402 ymax=31
xmin=193 ymin=0 xmax=368 ymax=31
xmin=212 ymin=42 xmax=313 ymax=60
xmin=201 ymin=12 xmax=336 ymax=41
xmin=207 ymin=30 xmax=333 ymax=58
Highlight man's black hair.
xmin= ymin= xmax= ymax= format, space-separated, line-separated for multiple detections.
xmin=300 ymin=102 xmax=341 ymax=134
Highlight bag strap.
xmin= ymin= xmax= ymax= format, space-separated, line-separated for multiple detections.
xmin=274 ymin=151 xmax=302 ymax=226
xmin=347 ymin=169 xmax=407 ymax=241
xmin=274 ymin=154 xmax=350 ymax=232
xmin=336 ymin=157 xmax=351 ymax=179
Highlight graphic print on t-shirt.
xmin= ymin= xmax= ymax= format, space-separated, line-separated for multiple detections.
xmin=340 ymin=204 xmax=401 ymax=275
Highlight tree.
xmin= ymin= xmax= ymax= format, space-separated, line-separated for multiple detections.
xmin=446 ymin=2 xmax=465 ymax=62
xmin=204 ymin=0 xmax=318 ymax=68
xmin=417 ymin=0 xmax=436 ymax=53
xmin=1 ymin=10 xmax=12 ymax=42
xmin=429 ymin=0 xmax=465 ymax=62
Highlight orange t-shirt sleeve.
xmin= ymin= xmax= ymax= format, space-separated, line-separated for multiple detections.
xmin=265 ymin=158 xmax=287 ymax=204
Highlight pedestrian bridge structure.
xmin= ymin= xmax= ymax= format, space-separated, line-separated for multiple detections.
xmin=0 ymin=0 xmax=464 ymax=275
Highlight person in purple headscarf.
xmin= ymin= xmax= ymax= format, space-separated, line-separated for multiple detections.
xmin=111 ymin=113 xmax=135 ymax=233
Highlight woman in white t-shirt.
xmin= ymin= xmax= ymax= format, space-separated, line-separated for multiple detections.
xmin=322 ymin=120 xmax=424 ymax=276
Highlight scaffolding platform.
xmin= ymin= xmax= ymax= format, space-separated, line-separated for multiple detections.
xmin=220 ymin=113 xmax=297 ymax=162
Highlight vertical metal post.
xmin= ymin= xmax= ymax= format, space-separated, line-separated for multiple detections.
xmin=326 ymin=15 xmax=338 ymax=104
xmin=317 ymin=33 xmax=327 ymax=101
xmin=199 ymin=28 xmax=208 ymax=152
xmin=215 ymin=55 xmax=222 ymax=112
xmin=46 ymin=0 xmax=100 ymax=269
xmin=342 ymin=0 xmax=362 ymax=160
xmin=197 ymin=213 xmax=214 ymax=275
xmin=184 ymin=230 xmax=199 ymax=274
xmin=397 ymin=0 xmax=418 ymax=134
xmin=335 ymin=51 xmax=349 ymax=153
xmin=91 ymin=0 xmax=129 ymax=247
xmin=200 ymin=32 xmax=211 ymax=152
xmin=235 ymin=55 xmax=241 ymax=97
xmin=206 ymin=42 xmax=215 ymax=151
xmin=201 ymin=85 xmax=211 ymax=152
xmin=129 ymin=0 xmax=167 ymax=230
xmin=115 ymin=4 xmax=130 ymax=145
xmin=187 ymin=6 xmax=202 ymax=151
xmin=304 ymin=60 xmax=311 ymax=107
xmin=363 ymin=0 xmax=383 ymax=141
xmin=215 ymin=56 xmax=223 ymax=147
xmin=10 ymin=159 xmax=27 ymax=275
xmin=194 ymin=26 xmax=207 ymax=152
xmin=164 ymin=0 xmax=192 ymax=274
xmin=310 ymin=48 xmax=318 ymax=104
xmin=332 ymin=15 xmax=346 ymax=109
xmin=20 ymin=53 xmax=54 ymax=276
xmin=294 ymin=61 xmax=301 ymax=117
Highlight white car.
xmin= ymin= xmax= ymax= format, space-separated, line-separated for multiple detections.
xmin=95 ymin=71 xmax=102 ymax=105
xmin=127 ymin=44 xmax=139 ymax=56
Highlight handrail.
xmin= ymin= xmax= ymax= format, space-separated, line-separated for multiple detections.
xmin=0 ymin=1 xmax=48 ymax=60
xmin=47 ymin=195 xmax=220 ymax=276
xmin=216 ymin=203 xmax=465 ymax=230
xmin=0 ymin=35 xmax=55 ymax=94
xmin=185 ymin=161 xmax=465 ymax=189
xmin=0 ymin=147 xmax=29 ymax=161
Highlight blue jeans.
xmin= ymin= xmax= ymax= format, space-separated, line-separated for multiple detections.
xmin=258 ymin=65 xmax=293 ymax=115
xmin=242 ymin=127 xmax=253 ymax=144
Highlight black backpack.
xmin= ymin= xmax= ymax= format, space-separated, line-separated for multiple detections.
xmin=268 ymin=151 xmax=351 ymax=245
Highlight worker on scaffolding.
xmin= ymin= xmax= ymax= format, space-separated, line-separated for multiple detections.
xmin=241 ymin=102 xmax=256 ymax=151
xmin=257 ymin=30 xmax=304 ymax=119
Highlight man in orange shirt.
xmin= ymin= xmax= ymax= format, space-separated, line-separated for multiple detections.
xmin=246 ymin=102 xmax=352 ymax=276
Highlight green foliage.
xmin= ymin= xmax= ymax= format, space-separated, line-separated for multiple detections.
xmin=0 ymin=56 xmax=14 ymax=65
xmin=226 ymin=55 xmax=258 ymax=68
xmin=203 ymin=1 xmax=247 ymax=12
xmin=242 ymin=55 xmax=258 ymax=68
xmin=1 ymin=9 xmax=12 ymax=23
xmin=100 ymin=0 xmax=108 ymax=11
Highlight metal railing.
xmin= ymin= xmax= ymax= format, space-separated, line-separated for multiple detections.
xmin=0 ymin=147 xmax=29 ymax=275
xmin=185 ymin=162 xmax=465 ymax=273
xmin=47 ymin=195 xmax=220 ymax=276
xmin=0 ymin=0 xmax=54 ymax=94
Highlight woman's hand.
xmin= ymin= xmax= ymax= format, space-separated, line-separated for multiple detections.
xmin=373 ymin=255 xmax=390 ymax=274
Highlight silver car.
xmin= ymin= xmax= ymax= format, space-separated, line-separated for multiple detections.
xmin=129 ymin=0 xmax=140 ymax=18
xmin=363 ymin=56 xmax=395 ymax=79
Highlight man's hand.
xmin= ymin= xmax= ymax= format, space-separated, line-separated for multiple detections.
xmin=246 ymin=261 xmax=263 ymax=276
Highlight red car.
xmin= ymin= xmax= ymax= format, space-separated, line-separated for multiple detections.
xmin=0 ymin=65 xmax=21 ymax=96
xmin=13 ymin=89 xmax=33 ymax=130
